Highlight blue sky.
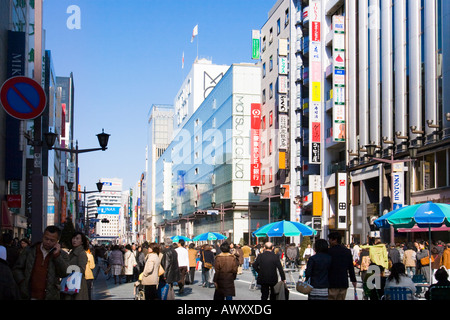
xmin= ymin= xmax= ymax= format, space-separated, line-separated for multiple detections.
xmin=43 ymin=0 xmax=275 ymax=191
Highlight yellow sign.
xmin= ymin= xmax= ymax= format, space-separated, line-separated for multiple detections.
xmin=279 ymin=151 xmax=286 ymax=169
xmin=312 ymin=82 xmax=321 ymax=102
xmin=313 ymin=191 xmax=322 ymax=216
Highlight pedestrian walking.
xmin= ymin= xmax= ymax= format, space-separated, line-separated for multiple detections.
xmin=63 ymin=231 xmax=89 ymax=300
xmin=85 ymin=246 xmax=96 ymax=300
xmin=430 ymin=246 xmax=443 ymax=284
xmin=175 ymin=239 xmax=189 ymax=294
xmin=442 ymin=243 xmax=450 ymax=278
xmin=403 ymin=242 xmax=417 ymax=278
xmin=200 ymin=244 xmax=215 ymax=288
xmin=108 ymin=245 xmax=124 ymax=284
xmin=327 ymin=232 xmax=357 ymax=300
xmin=416 ymin=241 xmax=431 ymax=283
xmin=12 ymin=226 xmax=69 ymax=300
xmin=188 ymin=243 xmax=198 ymax=284
xmin=252 ymin=242 xmax=286 ymax=301
xmin=242 ymin=243 xmax=251 ymax=270
xmin=388 ymin=244 xmax=401 ymax=269
xmin=305 ymin=239 xmax=331 ymax=300
xmin=286 ymin=243 xmax=299 ymax=269
xmin=142 ymin=243 xmax=160 ymax=300
xmin=236 ymin=244 xmax=244 ymax=275
xmin=159 ymin=237 xmax=180 ymax=299
xmin=213 ymin=241 xmax=240 ymax=300
xmin=384 ymin=262 xmax=417 ymax=300
xmin=0 ymin=245 xmax=20 ymax=300
xmin=124 ymin=244 xmax=137 ymax=283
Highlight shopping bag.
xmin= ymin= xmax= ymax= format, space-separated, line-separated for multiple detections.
xmin=60 ymin=271 xmax=83 ymax=295
xmin=160 ymin=283 xmax=170 ymax=300
xmin=296 ymin=278 xmax=313 ymax=295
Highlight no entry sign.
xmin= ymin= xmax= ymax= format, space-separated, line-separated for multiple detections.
xmin=0 ymin=76 xmax=46 ymax=120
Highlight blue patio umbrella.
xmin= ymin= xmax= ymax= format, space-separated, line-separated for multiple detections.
xmin=252 ymin=220 xmax=317 ymax=238
xmin=171 ymin=235 xmax=192 ymax=242
xmin=192 ymin=232 xmax=227 ymax=241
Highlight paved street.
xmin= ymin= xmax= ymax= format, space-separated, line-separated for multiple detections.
xmin=92 ymin=264 xmax=364 ymax=301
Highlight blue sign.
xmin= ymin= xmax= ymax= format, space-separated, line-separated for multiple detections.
xmin=97 ymin=206 xmax=120 ymax=215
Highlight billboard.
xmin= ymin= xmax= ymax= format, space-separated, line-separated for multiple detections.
xmin=332 ymin=15 xmax=346 ymax=142
xmin=309 ymin=0 xmax=322 ymax=164
xmin=250 ymin=103 xmax=261 ymax=186
xmin=97 ymin=206 xmax=120 ymax=215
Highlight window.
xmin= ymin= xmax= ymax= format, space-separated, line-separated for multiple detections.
xmin=285 ymin=8 xmax=289 ymax=26
xmin=262 ymin=89 xmax=266 ymax=104
xmin=269 ymin=83 xmax=273 ymax=99
xmin=269 ymin=111 xmax=273 ymax=126
xmin=277 ymin=18 xmax=281 ymax=35
xmin=262 ymin=170 xmax=266 ymax=185
xmin=263 ymin=62 xmax=266 ymax=77
xmin=269 ymin=139 xmax=273 ymax=155
xmin=269 ymin=55 xmax=273 ymax=71
xmin=269 ymin=167 xmax=273 ymax=182
xmin=269 ymin=27 xmax=273 ymax=44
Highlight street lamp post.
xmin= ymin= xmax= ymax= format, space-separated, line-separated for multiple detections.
xmin=45 ymin=129 xmax=110 ymax=232
xmin=210 ymin=202 xmax=236 ymax=235
xmin=365 ymin=142 xmax=418 ymax=244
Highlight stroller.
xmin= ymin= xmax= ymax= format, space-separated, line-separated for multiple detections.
xmin=134 ymin=273 xmax=145 ymax=300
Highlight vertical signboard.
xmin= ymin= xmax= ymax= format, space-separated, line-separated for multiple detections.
xmin=250 ymin=103 xmax=261 ymax=186
xmin=332 ymin=15 xmax=346 ymax=142
xmin=392 ymin=163 xmax=404 ymax=209
xmin=336 ymin=172 xmax=347 ymax=229
xmin=309 ymin=0 xmax=322 ymax=164
xmin=252 ymin=30 xmax=260 ymax=60
xmin=278 ymin=114 xmax=289 ymax=150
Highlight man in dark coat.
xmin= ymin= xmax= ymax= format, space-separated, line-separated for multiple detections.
xmin=161 ymin=238 xmax=180 ymax=285
xmin=12 ymin=226 xmax=69 ymax=300
xmin=252 ymin=242 xmax=286 ymax=300
xmin=327 ymin=232 xmax=357 ymax=300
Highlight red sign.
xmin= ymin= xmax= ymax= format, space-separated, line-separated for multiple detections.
xmin=7 ymin=194 xmax=21 ymax=208
xmin=312 ymin=21 xmax=321 ymax=42
xmin=250 ymin=103 xmax=261 ymax=187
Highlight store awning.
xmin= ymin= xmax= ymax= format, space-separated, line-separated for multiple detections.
xmin=1 ymin=201 xmax=13 ymax=230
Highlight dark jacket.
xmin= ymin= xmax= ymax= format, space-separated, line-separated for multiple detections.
xmin=328 ymin=244 xmax=357 ymax=289
xmin=388 ymin=248 xmax=401 ymax=265
xmin=201 ymin=248 xmax=215 ymax=269
xmin=305 ymin=252 xmax=332 ymax=289
xmin=161 ymin=246 xmax=180 ymax=283
xmin=213 ymin=252 xmax=239 ymax=296
xmin=12 ymin=243 xmax=69 ymax=300
xmin=0 ymin=258 xmax=20 ymax=300
xmin=252 ymin=250 xmax=285 ymax=285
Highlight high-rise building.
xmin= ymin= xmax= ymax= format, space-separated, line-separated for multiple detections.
xmin=89 ymin=178 xmax=122 ymax=244
xmin=154 ymin=63 xmax=262 ymax=244
xmin=258 ymin=0 xmax=450 ymax=244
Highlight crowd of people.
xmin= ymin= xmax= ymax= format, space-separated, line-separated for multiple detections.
xmin=351 ymin=238 xmax=450 ymax=300
xmin=1 ymin=225 xmax=449 ymax=301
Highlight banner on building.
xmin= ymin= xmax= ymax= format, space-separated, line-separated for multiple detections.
xmin=252 ymin=30 xmax=260 ymax=60
xmin=332 ymin=15 xmax=346 ymax=142
xmin=309 ymin=0 xmax=322 ymax=164
xmin=250 ymin=103 xmax=261 ymax=186
xmin=336 ymin=172 xmax=347 ymax=229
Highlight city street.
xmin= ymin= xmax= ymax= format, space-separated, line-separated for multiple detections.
xmin=91 ymin=264 xmax=364 ymax=301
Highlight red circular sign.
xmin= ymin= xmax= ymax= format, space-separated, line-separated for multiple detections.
xmin=0 ymin=76 xmax=46 ymax=120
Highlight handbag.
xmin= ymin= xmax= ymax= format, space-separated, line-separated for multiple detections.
xmin=420 ymin=255 xmax=435 ymax=266
xmin=202 ymin=252 xmax=212 ymax=269
xmin=160 ymin=283 xmax=175 ymax=300
xmin=296 ymin=278 xmax=313 ymax=295
xmin=60 ymin=271 xmax=83 ymax=295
